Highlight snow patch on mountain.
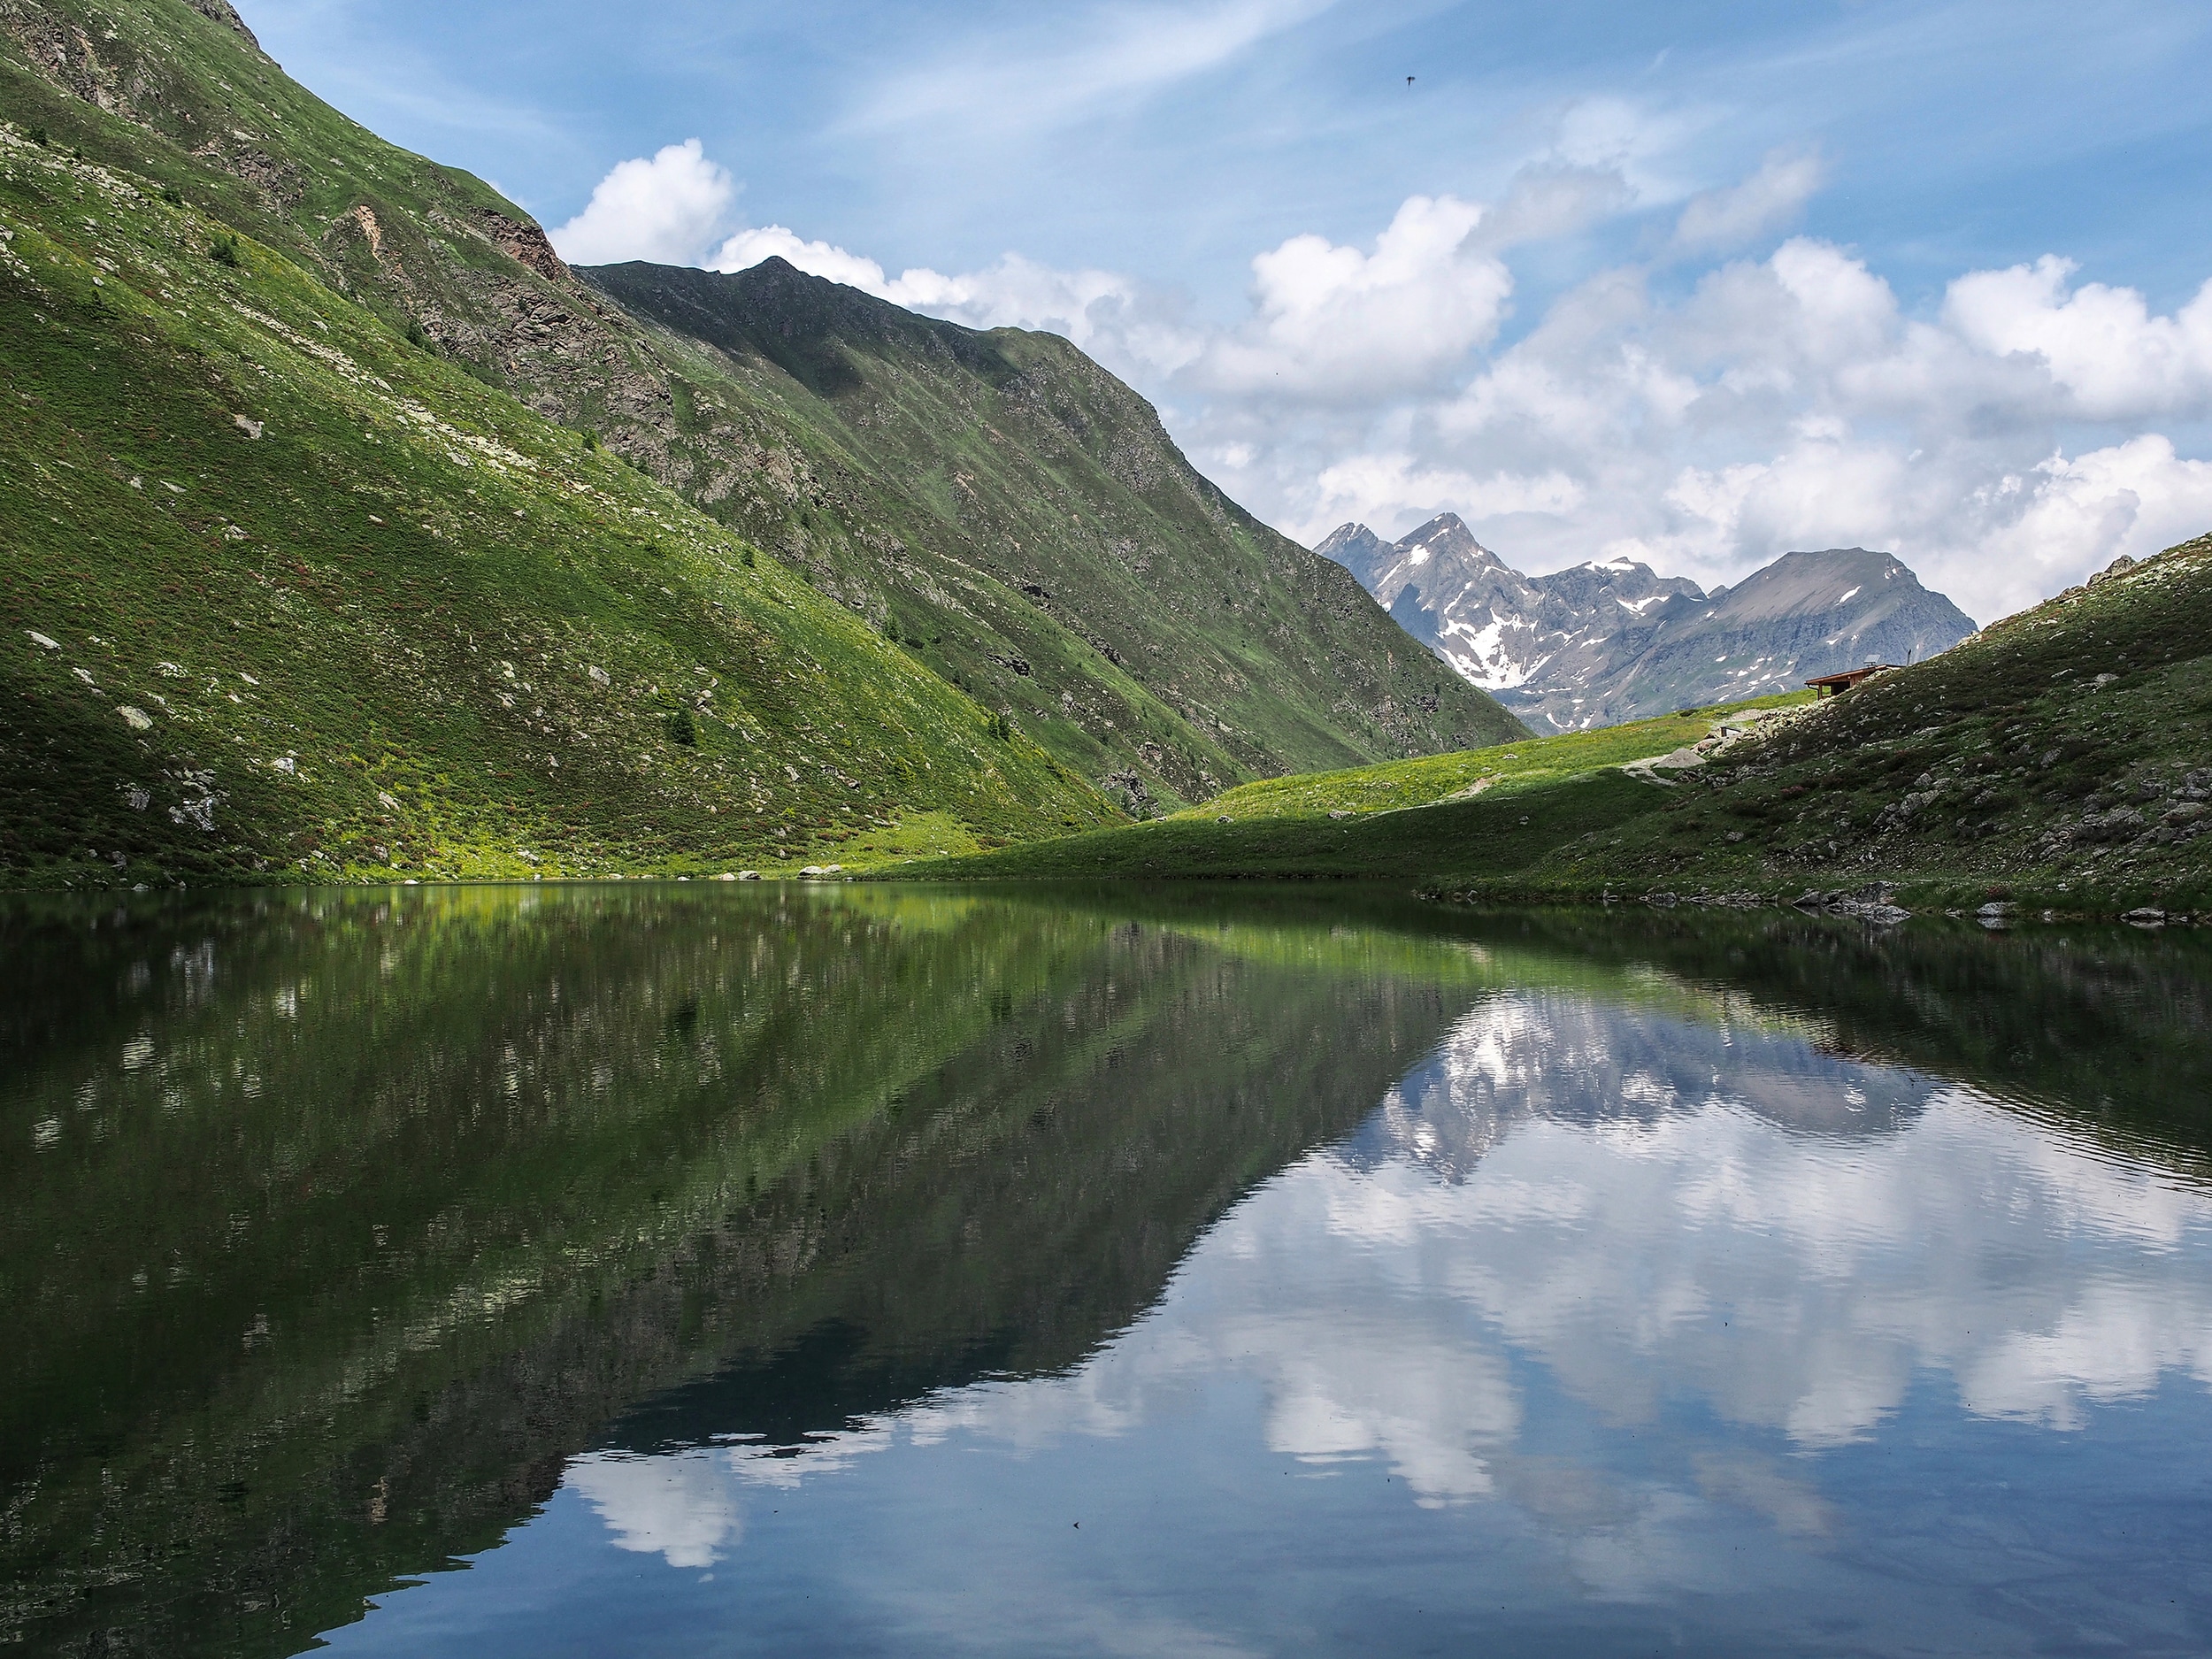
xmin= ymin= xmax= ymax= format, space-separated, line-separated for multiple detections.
xmin=1317 ymin=516 xmax=1978 ymax=731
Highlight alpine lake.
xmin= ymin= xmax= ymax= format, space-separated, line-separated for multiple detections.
xmin=6 ymin=883 xmax=2211 ymax=1658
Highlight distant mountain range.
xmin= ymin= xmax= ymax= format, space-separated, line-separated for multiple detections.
xmin=1317 ymin=516 xmax=1978 ymax=729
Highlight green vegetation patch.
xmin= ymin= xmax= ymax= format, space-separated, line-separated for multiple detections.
xmin=0 ymin=134 xmax=1118 ymax=888
xmin=895 ymin=770 xmax=1671 ymax=882
xmin=1470 ymin=535 xmax=2212 ymax=916
xmin=1183 ymin=693 xmax=1809 ymax=822
xmin=895 ymin=694 xmax=1802 ymax=882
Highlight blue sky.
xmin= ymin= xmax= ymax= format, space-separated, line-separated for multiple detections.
xmin=243 ymin=0 xmax=2212 ymax=614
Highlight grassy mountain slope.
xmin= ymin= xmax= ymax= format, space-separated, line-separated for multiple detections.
xmin=0 ymin=132 xmax=1115 ymax=886
xmin=587 ymin=259 xmax=1523 ymax=804
xmin=900 ymin=695 xmax=1799 ymax=881
xmin=0 ymin=0 xmax=1517 ymax=821
xmin=1166 ymin=694 xmax=1805 ymax=820
xmin=1499 ymin=534 xmax=2212 ymax=912
xmin=917 ymin=534 xmax=2212 ymax=918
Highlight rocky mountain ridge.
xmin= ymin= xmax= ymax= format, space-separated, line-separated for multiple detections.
xmin=1317 ymin=515 xmax=1978 ymax=730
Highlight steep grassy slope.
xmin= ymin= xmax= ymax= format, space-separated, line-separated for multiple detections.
xmin=0 ymin=132 xmax=1114 ymax=886
xmin=0 ymin=0 xmax=660 ymax=416
xmin=587 ymin=260 xmax=1522 ymax=803
xmin=0 ymin=0 xmax=1518 ymax=815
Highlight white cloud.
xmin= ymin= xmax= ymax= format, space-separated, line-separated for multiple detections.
xmin=1476 ymin=164 xmax=1639 ymax=251
xmin=1311 ymin=453 xmax=1584 ymax=531
xmin=1671 ymin=150 xmax=1824 ymax=253
xmin=1189 ymin=196 xmax=1512 ymax=403
xmin=1944 ymin=256 xmax=2212 ymax=418
xmin=549 ymin=139 xmax=733 ymax=266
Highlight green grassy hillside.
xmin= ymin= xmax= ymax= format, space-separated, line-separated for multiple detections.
xmin=898 ymin=696 xmax=1797 ymax=881
xmin=911 ymin=534 xmax=2212 ymax=918
xmin=588 ymin=260 xmax=1524 ymax=803
xmin=0 ymin=0 xmax=1519 ymax=821
xmin=0 ymin=132 xmax=1116 ymax=887
xmin=1177 ymin=693 xmax=1806 ymax=820
xmin=1495 ymin=534 xmax=2212 ymax=913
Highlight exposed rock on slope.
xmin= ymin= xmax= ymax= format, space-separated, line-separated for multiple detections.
xmin=1319 ymin=515 xmax=1977 ymax=731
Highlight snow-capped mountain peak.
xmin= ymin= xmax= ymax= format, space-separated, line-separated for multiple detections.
xmin=1317 ymin=518 xmax=1978 ymax=730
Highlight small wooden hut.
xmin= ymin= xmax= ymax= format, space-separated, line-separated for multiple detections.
xmin=1804 ymin=664 xmax=1901 ymax=697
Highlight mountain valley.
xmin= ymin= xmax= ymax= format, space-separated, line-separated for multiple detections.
xmin=0 ymin=0 xmax=1517 ymax=888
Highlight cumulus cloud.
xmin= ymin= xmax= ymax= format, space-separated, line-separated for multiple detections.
xmin=1944 ymin=256 xmax=2212 ymax=418
xmin=1188 ymin=196 xmax=1511 ymax=403
xmin=548 ymin=139 xmax=735 ymax=266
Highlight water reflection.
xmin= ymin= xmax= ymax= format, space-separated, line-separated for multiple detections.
xmin=4 ymin=887 xmax=2209 ymax=1655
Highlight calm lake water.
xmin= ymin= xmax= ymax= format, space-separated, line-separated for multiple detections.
xmin=6 ymin=886 xmax=2212 ymax=1657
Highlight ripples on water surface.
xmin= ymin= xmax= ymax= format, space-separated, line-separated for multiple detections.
xmin=4 ymin=886 xmax=2211 ymax=1656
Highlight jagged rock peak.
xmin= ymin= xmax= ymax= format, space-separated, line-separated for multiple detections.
xmin=1316 ymin=522 xmax=1384 ymax=559
xmin=1396 ymin=513 xmax=1502 ymax=567
xmin=1323 ymin=518 xmax=1978 ymax=731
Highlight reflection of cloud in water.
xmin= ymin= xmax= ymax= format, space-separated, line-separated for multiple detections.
xmin=1243 ymin=1307 xmax=1517 ymax=1502
xmin=566 ymin=1450 xmax=741 ymax=1569
xmin=570 ymin=992 xmax=2212 ymax=1571
xmin=1318 ymin=995 xmax=2212 ymax=1455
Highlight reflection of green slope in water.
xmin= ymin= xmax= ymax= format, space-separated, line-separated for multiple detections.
xmin=2 ymin=886 xmax=1108 ymax=1652
xmin=966 ymin=883 xmax=1857 ymax=1054
xmin=974 ymin=885 xmax=2212 ymax=1154
xmin=0 ymin=886 xmax=1476 ymax=1656
xmin=603 ymin=926 xmax=1468 ymax=1454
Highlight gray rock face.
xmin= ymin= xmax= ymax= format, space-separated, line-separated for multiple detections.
xmin=1317 ymin=516 xmax=1978 ymax=731
xmin=182 ymin=0 xmax=261 ymax=46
